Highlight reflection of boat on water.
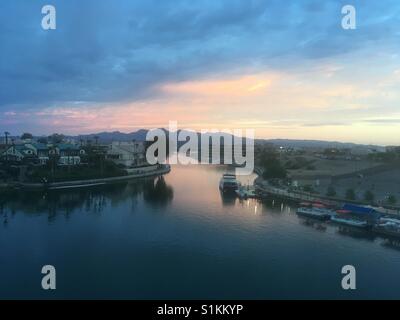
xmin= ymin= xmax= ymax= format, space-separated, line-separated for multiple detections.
xmin=219 ymin=173 xmax=240 ymax=194
xmin=296 ymin=207 xmax=333 ymax=221
xmin=220 ymin=193 xmax=237 ymax=206
xmin=331 ymin=216 xmax=370 ymax=229
xmin=336 ymin=226 xmax=376 ymax=241
xmin=301 ymin=219 xmax=327 ymax=231
xmin=381 ymin=238 xmax=400 ymax=251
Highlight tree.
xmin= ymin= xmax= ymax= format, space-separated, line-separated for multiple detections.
xmin=303 ymin=185 xmax=315 ymax=193
xmin=259 ymin=147 xmax=287 ymax=180
xmin=364 ymin=190 xmax=374 ymax=203
xmin=388 ymin=195 xmax=397 ymax=205
xmin=48 ymin=133 xmax=65 ymax=144
xmin=48 ymin=147 xmax=60 ymax=180
xmin=345 ymin=188 xmax=356 ymax=200
xmin=21 ymin=133 xmax=33 ymax=140
xmin=326 ymin=186 xmax=337 ymax=197
xmin=37 ymin=137 xmax=48 ymax=144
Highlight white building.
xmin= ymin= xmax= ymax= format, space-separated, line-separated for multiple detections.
xmin=107 ymin=141 xmax=146 ymax=168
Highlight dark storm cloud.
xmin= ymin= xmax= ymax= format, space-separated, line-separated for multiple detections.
xmin=0 ymin=0 xmax=399 ymax=110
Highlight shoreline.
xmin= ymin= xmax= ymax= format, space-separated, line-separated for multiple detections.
xmin=3 ymin=164 xmax=171 ymax=190
xmin=254 ymin=175 xmax=400 ymax=214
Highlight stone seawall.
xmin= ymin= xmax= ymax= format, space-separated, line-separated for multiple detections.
xmin=9 ymin=165 xmax=171 ymax=190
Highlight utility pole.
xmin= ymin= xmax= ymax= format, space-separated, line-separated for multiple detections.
xmin=4 ymin=131 xmax=10 ymax=145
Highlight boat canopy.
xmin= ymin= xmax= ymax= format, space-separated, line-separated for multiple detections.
xmin=223 ymin=174 xmax=236 ymax=179
xmin=342 ymin=204 xmax=381 ymax=220
xmin=342 ymin=204 xmax=375 ymax=214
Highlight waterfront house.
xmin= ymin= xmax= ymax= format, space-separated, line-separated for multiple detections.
xmin=1 ymin=144 xmax=36 ymax=163
xmin=25 ymin=143 xmax=50 ymax=165
xmin=107 ymin=141 xmax=146 ymax=167
xmin=56 ymin=144 xmax=86 ymax=166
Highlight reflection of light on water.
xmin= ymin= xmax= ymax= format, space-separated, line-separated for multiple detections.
xmin=281 ymin=203 xmax=284 ymax=212
xmin=254 ymin=204 xmax=258 ymax=215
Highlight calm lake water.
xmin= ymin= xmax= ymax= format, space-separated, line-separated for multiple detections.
xmin=1 ymin=164 xmax=400 ymax=299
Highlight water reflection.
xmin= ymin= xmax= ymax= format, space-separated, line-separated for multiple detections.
xmin=382 ymin=238 xmax=400 ymax=251
xmin=299 ymin=219 xmax=328 ymax=232
xmin=220 ymin=192 xmax=236 ymax=207
xmin=143 ymin=176 xmax=174 ymax=208
xmin=0 ymin=176 xmax=174 ymax=226
xmin=260 ymin=198 xmax=294 ymax=215
xmin=335 ymin=226 xmax=376 ymax=241
xmin=1 ymin=164 xmax=400 ymax=299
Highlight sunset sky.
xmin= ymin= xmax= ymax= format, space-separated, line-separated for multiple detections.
xmin=1 ymin=0 xmax=400 ymax=145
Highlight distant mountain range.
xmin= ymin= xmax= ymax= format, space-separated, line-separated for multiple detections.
xmin=74 ymin=129 xmax=149 ymax=143
xmin=260 ymin=139 xmax=385 ymax=151
xmin=69 ymin=130 xmax=386 ymax=151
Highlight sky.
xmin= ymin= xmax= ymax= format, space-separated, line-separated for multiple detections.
xmin=0 ymin=0 xmax=400 ymax=145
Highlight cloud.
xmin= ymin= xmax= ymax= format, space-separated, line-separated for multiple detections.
xmin=0 ymin=0 xmax=400 ymax=144
xmin=1 ymin=0 xmax=399 ymax=110
xmin=363 ymin=118 xmax=400 ymax=124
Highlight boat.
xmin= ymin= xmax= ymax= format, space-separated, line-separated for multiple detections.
xmin=300 ymin=202 xmax=312 ymax=207
xmin=235 ymin=186 xmax=257 ymax=199
xmin=373 ymin=218 xmax=400 ymax=238
xmin=219 ymin=173 xmax=240 ymax=193
xmin=296 ymin=207 xmax=333 ymax=221
xmin=378 ymin=217 xmax=400 ymax=225
xmin=331 ymin=216 xmax=369 ymax=229
xmin=341 ymin=203 xmax=381 ymax=220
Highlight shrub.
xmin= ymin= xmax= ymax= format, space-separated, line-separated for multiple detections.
xmin=364 ymin=190 xmax=375 ymax=202
xmin=345 ymin=188 xmax=356 ymax=200
xmin=326 ymin=186 xmax=337 ymax=197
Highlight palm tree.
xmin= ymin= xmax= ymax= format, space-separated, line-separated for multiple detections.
xmin=4 ymin=131 xmax=10 ymax=145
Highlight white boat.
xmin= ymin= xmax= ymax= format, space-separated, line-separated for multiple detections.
xmin=296 ymin=207 xmax=333 ymax=221
xmin=219 ymin=173 xmax=240 ymax=193
xmin=378 ymin=217 xmax=400 ymax=225
xmin=374 ymin=222 xmax=400 ymax=237
xmin=331 ymin=216 xmax=369 ymax=229
xmin=235 ymin=186 xmax=256 ymax=199
xmin=373 ymin=217 xmax=400 ymax=237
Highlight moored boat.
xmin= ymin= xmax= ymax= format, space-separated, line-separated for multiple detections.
xmin=373 ymin=218 xmax=400 ymax=238
xmin=296 ymin=207 xmax=333 ymax=221
xmin=219 ymin=173 xmax=240 ymax=193
xmin=331 ymin=216 xmax=370 ymax=229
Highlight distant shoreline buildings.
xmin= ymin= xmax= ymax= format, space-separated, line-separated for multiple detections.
xmin=0 ymin=135 xmax=148 ymax=169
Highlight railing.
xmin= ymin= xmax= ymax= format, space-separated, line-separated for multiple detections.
xmin=254 ymin=178 xmax=400 ymax=215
